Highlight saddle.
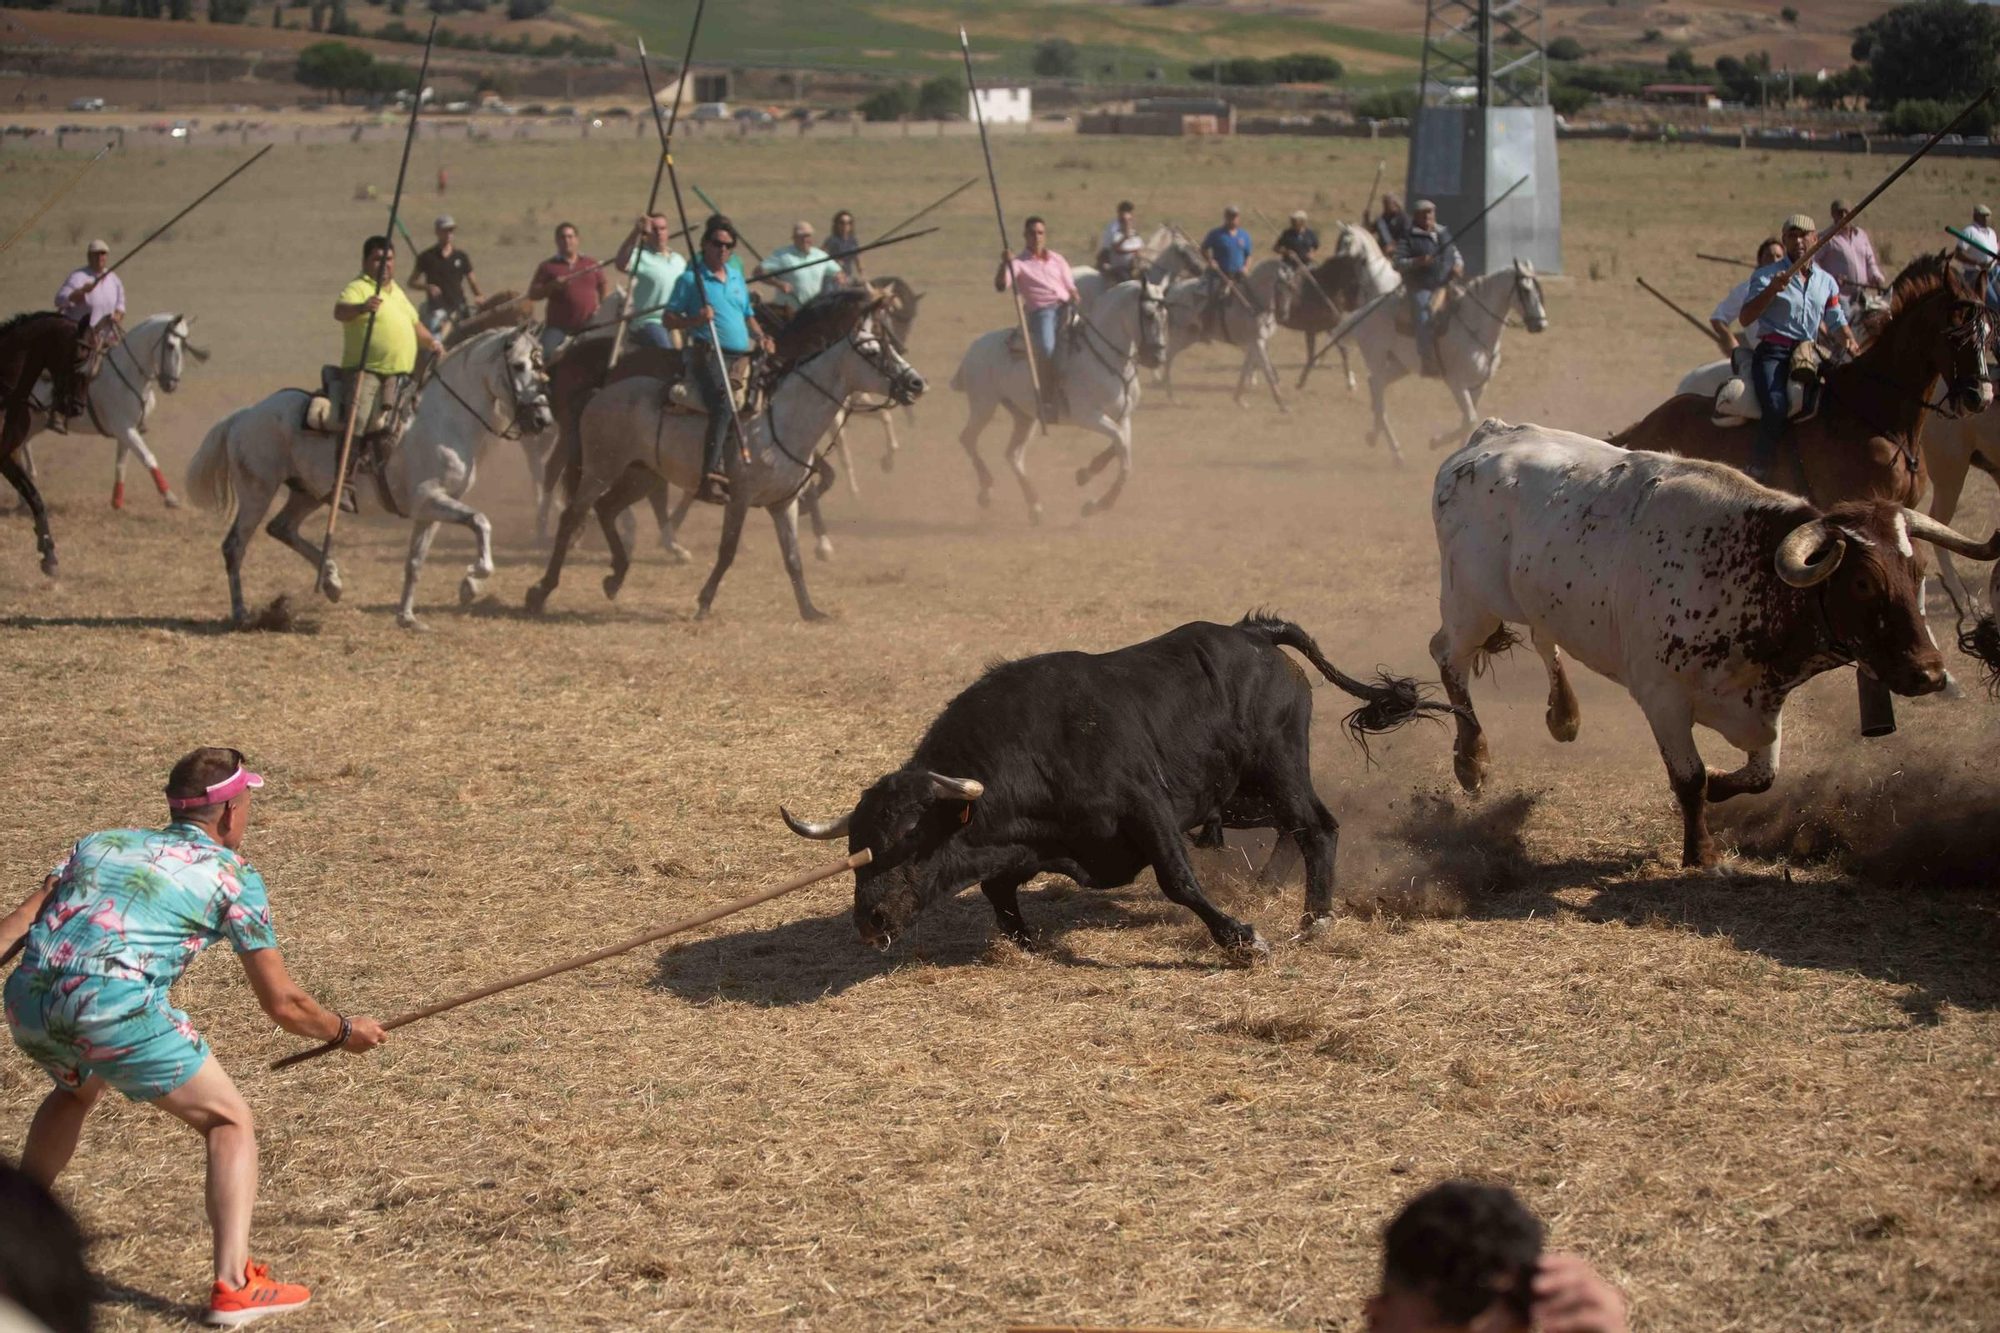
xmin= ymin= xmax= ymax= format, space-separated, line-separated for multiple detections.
xmin=80 ymin=320 xmax=121 ymax=381
xmin=1003 ymin=309 xmax=1080 ymax=362
xmin=303 ymin=366 xmax=409 ymax=440
xmin=1392 ymin=284 xmax=1452 ymax=338
xmin=1709 ymin=343 xmax=1822 ymax=429
xmin=663 ymin=349 xmax=753 ymax=418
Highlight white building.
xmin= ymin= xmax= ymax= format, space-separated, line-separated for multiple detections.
xmin=971 ymin=87 xmax=1031 ymax=124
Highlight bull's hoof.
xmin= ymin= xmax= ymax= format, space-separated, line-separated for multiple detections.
xmin=1452 ymin=753 xmax=1484 ymax=793
xmin=1297 ymin=913 xmax=1333 ymax=941
xmin=1228 ymin=930 xmax=1273 ymax=965
xmin=1546 ymin=706 xmax=1580 ymax=743
xmin=602 ymin=572 xmax=625 ymax=601
xmin=524 ymin=584 xmax=548 ymax=615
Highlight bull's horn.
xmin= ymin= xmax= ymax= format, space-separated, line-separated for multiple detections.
xmin=780 ymin=806 xmax=851 ymax=840
xmin=927 ymin=772 xmax=984 ymax=801
xmin=1774 ymin=519 xmax=1846 ymax=587
xmin=1903 ymin=510 xmax=2000 ymax=561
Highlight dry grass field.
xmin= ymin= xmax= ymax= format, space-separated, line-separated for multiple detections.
xmin=1 ymin=130 xmax=1998 ymax=1331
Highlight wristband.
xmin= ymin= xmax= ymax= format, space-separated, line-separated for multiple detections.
xmin=334 ymin=1014 xmax=352 ymax=1048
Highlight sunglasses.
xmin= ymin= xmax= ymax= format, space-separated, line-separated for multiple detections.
xmin=707 ymin=237 xmax=736 ymax=249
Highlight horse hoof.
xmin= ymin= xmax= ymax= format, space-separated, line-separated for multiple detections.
xmin=1074 ymin=467 xmax=1091 ymax=487
xmin=977 ymin=489 xmax=992 ymax=510
xmin=459 ymin=577 xmax=480 ymax=606
xmin=880 ymin=454 xmax=895 ymax=474
xmin=666 ymin=542 xmax=692 ymax=566
xmin=524 ymin=585 xmax=548 ymax=615
xmin=162 ymin=491 xmax=182 ymax=510
xmin=602 ymin=573 xmax=624 ymax=601
xmin=1028 ymin=503 xmax=1043 ymax=526
xmin=397 ymin=613 xmax=430 ymax=632
xmin=814 ymin=538 xmax=834 ymax=563
xmin=40 ymin=556 xmax=58 ymax=579
xmin=1080 ymin=499 xmax=1097 ymax=518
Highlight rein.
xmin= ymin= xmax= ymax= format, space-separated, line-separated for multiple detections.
xmin=1820 ymin=296 xmax=1988 ymax=482
xmin=425 ymin=332 xmax=547 ymax=441
xmin=1069 ymin=285 xmax=1166 ymax=395
xmin=763 ymin=327 xmax=913 ymax=494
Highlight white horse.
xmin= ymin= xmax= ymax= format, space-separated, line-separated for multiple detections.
xmin=525 ymin=297 xmax=926 ymax=622
xmin=1332 ymin=259 xmax=1550 ymax=458
xmin=24 ymin=313 xmax=204 ymax=508
xmin=952 ymin=277 xmax=1169 ymax=522
xmin=185 ymin=324 xmax=555 ymax=629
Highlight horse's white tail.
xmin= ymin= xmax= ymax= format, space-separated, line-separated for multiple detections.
xmin=185 ymin=413 xmax=238 ymax=517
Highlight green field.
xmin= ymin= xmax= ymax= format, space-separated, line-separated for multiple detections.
xmin=569 ymin=0 xmax=1423 ymax=83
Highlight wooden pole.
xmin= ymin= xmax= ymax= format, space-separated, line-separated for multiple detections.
xmin=961 ymin=25 xmax=1048 ymax=436
xmin=88 ymin=145 xmax=270 ymax=283
xmin=869 ymin=177 xmax=980 ymax=246
xmin=316 ymin=19 xmax=437 ymax=592
xmin=1635 ymin=276 xmax=1718 ymax=343
xmin=0 ymin=144 xmax=111 ymax=259
xmin=608 ymin=38 xmax=675 ymax=372
xmin=272 ymin=849 xmax=871 ymax=1071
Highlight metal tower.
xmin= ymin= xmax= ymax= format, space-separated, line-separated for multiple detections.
xmin=1408 ymin=0 xmax=1563 ymax=274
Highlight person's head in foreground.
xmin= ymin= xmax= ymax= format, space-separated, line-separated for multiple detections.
xmin=165 ymin=745 xmax=261 ymax=847
xmin=0 ymin=1162 xmax=91 ymax=1333
xmin=1366 ymin=1181 xmax=1627 ymax=1333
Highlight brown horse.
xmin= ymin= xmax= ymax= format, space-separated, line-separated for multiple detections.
xmin=0 ymin=311 xmax=89 ymax=576
xmin=1609 ymin=252 xmax=1992 ymax=511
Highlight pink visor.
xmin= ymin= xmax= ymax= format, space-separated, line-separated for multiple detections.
xmin=166 ymin=765 xmax=264 ymax=810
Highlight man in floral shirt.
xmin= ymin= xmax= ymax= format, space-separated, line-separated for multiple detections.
xmin=0 ymin=747 xmax=387 ymax=1327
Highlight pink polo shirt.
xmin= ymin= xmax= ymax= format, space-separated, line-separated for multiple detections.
xmin=1003 ymin=249 xmax=1079 ymax=311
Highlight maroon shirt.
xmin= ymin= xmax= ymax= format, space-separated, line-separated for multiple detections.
xmin=533 ymin=254 xmax=604 ymax=332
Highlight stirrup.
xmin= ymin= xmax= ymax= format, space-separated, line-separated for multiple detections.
xmin=694 ymin=473 xmax=731 ymax=506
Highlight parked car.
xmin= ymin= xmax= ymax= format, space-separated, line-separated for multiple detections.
xmin=594 ymin=106 xmax=632 ymax=118
xmin=68 ymin=97 xmax=104 ymax=112
xmin=733 ymin=107 xmax=773 ymax=124
xmin=1966 ymin=135 xmax=1991 ymax=147
xmin=691 ymin=102 xmax=729 ymax=120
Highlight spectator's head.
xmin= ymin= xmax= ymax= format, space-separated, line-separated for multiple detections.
xmin=831 ymin=210 xmax=856 ymax=237
xmin=553 ymin=222 xmax=579 ymax=258
xmin=165 ymin=745 xmax=263 ymax=849
xmin=1365 ymin=1181 xmax=1544 ymax=1333
xmin=0 ymin=1162 xmax=92 ymax=1333
xmin=1223 ymin=203 xmax=1241 ymax=225
xmin=1117 ymin=199 xmax=1135 ymax=222
xmin=1383 ymin=192 xmax=1404 ymax=215
xmin=1291 ymin=208 xmax=1309 ymax=226
xmin=1829 ymin=199 xmax=1847 ymax=225
xmin=792 ymin=220 xmax=816 ymax=249
xmin=1756 ymin=236 xmax=1783 ymax=266
xmin=1413 ymin=200 xmax=1437 ymax=227
xmin=361 ymin=234 xmax=392 ymax=279
xmin=1781 ymin=212 xmax=1815 ymax=262
xmin=433 ymin=213 xmax=455 ymax=243
xmin=646 ymin=213 xmax=670 ymax=248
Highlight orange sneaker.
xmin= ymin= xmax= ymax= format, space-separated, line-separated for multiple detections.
xmin=203 ymin=1261 xmax=311 ymax=1326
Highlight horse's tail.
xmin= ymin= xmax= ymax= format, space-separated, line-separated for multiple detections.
xmin=185 ymin=413 xmax=238 ymax=517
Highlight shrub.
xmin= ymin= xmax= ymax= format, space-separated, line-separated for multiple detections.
xmin=858 ymin=83 xmax=915 ymax=122
xmin=1546 ymin=36 xmax=1586 ymax=61
xmin=1353 ymin=87 xmax=1419 ymax=120
xmin=1031 ymin=38 xmax=1078 ymax=78
xmin=914 ymin=74 xmax=960 ymax=120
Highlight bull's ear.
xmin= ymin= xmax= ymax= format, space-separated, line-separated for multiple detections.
xmin=927 ymin=772 xmax=984 ymax=801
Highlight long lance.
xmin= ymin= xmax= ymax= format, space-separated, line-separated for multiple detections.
xmin=79 ymin=145 xmax=271 ymax=295
xmin=1303 ymin=172 xmax=1530 ymax=372
xmin=1252 ymin=205 xmax=1342 ymax=317
xmin=1636 ymin=276 xmax=1719 ymax=345
xmin=751 ymin=226 xmax=937 ymax=284
xmin=0 ymin=144 xmax=112 ymax=260
xmin=317 ymin=19 xmax=436 ymax=590
xmin=271 ymin=850 xmax=871 ymax=1070
xmin=1358 ymin=157 xmax=1386 ymax=224
xmin=655 ymin=0 xmax=752 ymax=469
xmin=1948 ymin=224 xmax=1998 ymax=261
xmin=869 ymin=176 xmax=980 ymax=246
xmin=692 ymin=183 xmax=764 ymax=262
xmin=608 ymin=39 xmax=677 ymax=372
xmin=961 ymin=24 xmax=1048 ymax=436
xmin=1756 ymin=85 xmax=1995 ymax=303
xmin=1698 ymin=251 xmax=1750 ymax=268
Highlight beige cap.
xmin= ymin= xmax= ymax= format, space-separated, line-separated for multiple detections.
xmin=793 ymin=219 xmax=814 ymax=235
xmin=86 ymin=238 xmax=109 ymax=254
xmin=1977 ymin=204 xmax=1993 ymax=219
xmin=1290 ymin=208 xmax=1308 ymax=221
xmin=1781 ymin=212 xmax=1816 ymax=234
xmin=1413 ymin=199 xmax=1436 ymax=213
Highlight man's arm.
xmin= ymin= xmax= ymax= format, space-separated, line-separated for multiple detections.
xmin=1739 ymin=269 xmax=1790 ymax=328
xmin=465 ymin=261 xmax=482 ymax=300
xmin=334 ymin=289 xmax=380 ymax=322
xmin=1529 ymin=1252 xmax=1627 ymax=1333
xmin=238 ymin=948 xmax=386 ymax=1051
xmin=0 ymin=875 xmax=55 ymax=960
xmin=1710 ymin=319 xmax=1736 ymax=356
xmin=526 ymin=263 xmax=556 ymax=302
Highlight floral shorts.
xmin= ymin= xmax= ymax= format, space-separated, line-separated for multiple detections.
xmin=5 ymin=967 xmax=209 ymax=1101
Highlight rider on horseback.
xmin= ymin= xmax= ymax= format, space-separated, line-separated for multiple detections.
xmin=1097 ymin=201 xmax=1146 ymax=283
xmin=1274 ymin=210 xmax=1319 ymax=269
xmin=1392 ymin=201 xmax=1461 ymax=376
xmin=996 ymin=215 xmax=1080 ymax=419
xmin=324 ymin=235 xmax=441 ymax=506
xmin=1736 ymin=213 xmax=1861 ymax=485
xmin=412 ymin=215 xmax=483 ymax=338
xmin=50 ymin=240 xmax=123 ymax=434
xmin=1199 ymin=205 xmax=1253 ymax=338
xmin=661 ymin=216 xmax=775 ymax=505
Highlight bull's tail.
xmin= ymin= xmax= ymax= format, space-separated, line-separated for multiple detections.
xmin=1237 ymin=610 xmax=1460 ymax=758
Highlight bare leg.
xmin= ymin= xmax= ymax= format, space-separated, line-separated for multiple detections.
xmin=1132 ymin=810 xmax=1263 ymax=954
xmin=219 ymin=473 xmax=282 ymax=626
xmin=803 ymin=468 xmax=835 ymax=562
xmin=1642 ymin=693 xmax=1715 ymax=868
xmin=151 ymin=1057 xmax=259 ymax=1287
xmin=1297 ymin=331 xmax=1318 ymax=390
xmin=1367 ymin=372 xmax=1405 ymax=463
xmin=879 ymin=407 xmax=903 ymax=473
xmin=20 ymin=1077 xmax=107 ymax=1186
xmin=1256 ymin=337 xmax=1288 ymax=413
xmin=659 ymin=483 xmax=695 ymax=564
xmin=1430 ymin=618 xmax=1500 ymax=792
xmin=1079 ymin=419 xmax=1132 ymax=517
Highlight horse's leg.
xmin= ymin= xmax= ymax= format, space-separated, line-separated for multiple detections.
xmin=767 ymin=496 xmax=827 ymax=622
xmin=1340 ymin=344 xmax=1355 ymax=393
xmin=694 ymin=494 xmax=750 ymax=621
xmin=1257 ymin=334 xmax=1288 ymax=413
xmin=524 ymin=433 xmax=552 ymax=541
xmin=659 ymin=482 xmax=695 ymax=563
xmin=220 ymin=474 xmax=281 ymax=628
xmin=594 ymin=464 xmax=655 ymax=602
xmin=396 ymin=519 xmax=442 ymax=631
xmin=115 ymin=424 xmax=179 ymax=508
xmin=1080 ymin=415 xmax=1133 ymax=517
xmin=1368 ymin=371 xmax=1405 ymax=465
xmin=1 ymin=447 xmax=59 ymax=577
xmin=1001 ymin=408 xmax=1041 ymax=524
xmin=1432 ymin=382 xmax=1480 ymax=451
xmin=263 ymin=485 xmax=341 ymax=602
xmin=111 ymin=430 xmax=126 ymax=510
xmin=525 ymin=471 xmax=610 ymax=614
xmin=1927 ymin=439 xmax=1977 ymax=618
xmin=804 ymin=467 xmax=835 ymax=562
xmin=959 ymin=397 xmax=1001 ymax=509
xmin=1297 ymin=331 xmax=1317 ymax=390
xmin=879 ymin=408 xmax=902 ymax=473
xmin=830 ymin=412 xmax=860 ymax=498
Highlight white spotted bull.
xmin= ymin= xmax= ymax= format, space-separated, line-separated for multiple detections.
xmin=1429 ymin=419 xmax=2000 ymax=867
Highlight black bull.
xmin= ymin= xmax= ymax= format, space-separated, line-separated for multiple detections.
xmin=782 ymin=614 xmax=1459 ymax=954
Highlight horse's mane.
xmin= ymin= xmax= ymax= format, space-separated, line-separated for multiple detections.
xmin=773 ymin=288 xmax=880 ymax=365
xmin=0 ymin=309 xmax=71 ymax=340
xmin=1887 ymin=249 xmax=1968 ymax=318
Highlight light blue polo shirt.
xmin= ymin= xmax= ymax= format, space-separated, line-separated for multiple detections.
xmin=1748 ymin=260 xmax=1847 ymax=343
xmin=763 ymin=244 xmax=838 ymax=308
xmin=668 ymin=262 xmax=754 ymax=354
xmin=626 ymin=246 xmax=687 ymax=328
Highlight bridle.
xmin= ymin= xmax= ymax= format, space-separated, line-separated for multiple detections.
xmin=425 ymin=327 xmax=552 ymax=441
xmin=766 ymin=320 xmax=922 ymax=486
xmin=1072 ymin=281 xmax=1167 ymax=387
xmin=1823 ymin=295 xmax=1991 ymax=479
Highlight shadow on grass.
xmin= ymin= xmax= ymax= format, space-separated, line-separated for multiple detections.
xmin=650 ymin=880 xmax=1195 ymax=1007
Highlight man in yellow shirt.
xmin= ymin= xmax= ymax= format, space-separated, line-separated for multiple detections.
xmin=321 ymin=236 xmax=439 ymax=497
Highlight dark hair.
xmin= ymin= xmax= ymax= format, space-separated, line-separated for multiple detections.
xmin=362 ymin=235 xmax=390 ymax=260
xmin=702 ymin=214 xmax=736 ymax=246
xmin=1117 ymin=200 xmax=1134 ymax=213
xmin=1382 ymin=1181 xmax=1543 ymax=1326
xmin=832 ymin=211 xmax=854 ymax=227
xmin=165 ymin=745 xmax=245 ymax=819
xmin=1756 ymin=236 xmax=1783 ymax=263
xmin=0 ymin=1163 xmax=92 ymax=1333
xmin=554 ymin=221 xmax=577 ymax=242
xmin=1024 ymin=215 xmax=1046 ymax=230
